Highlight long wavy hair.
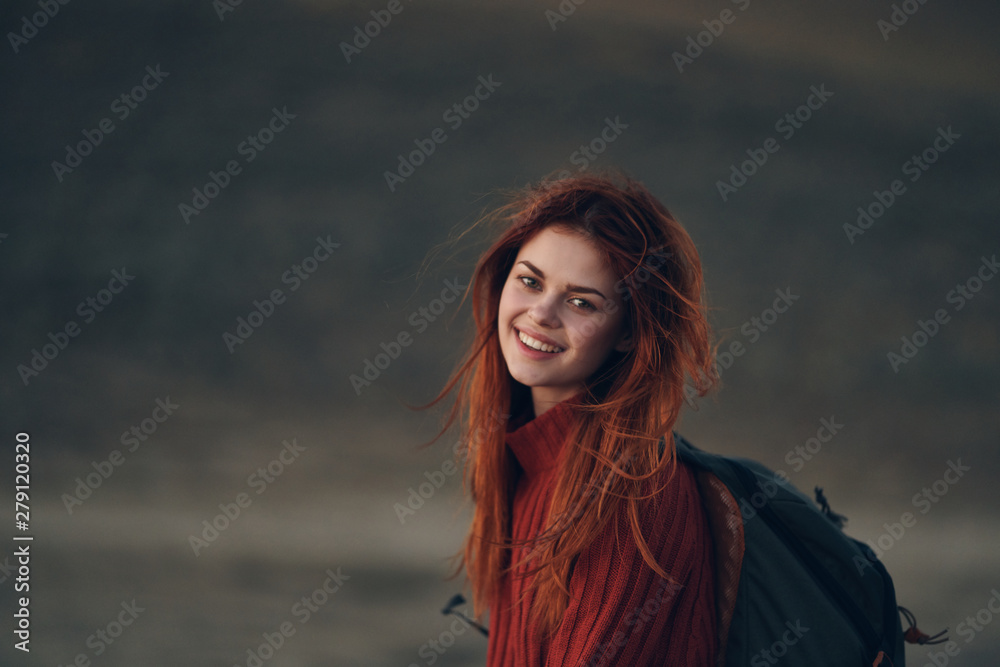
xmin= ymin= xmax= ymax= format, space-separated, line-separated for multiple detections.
xmin=425 ymin=171 xmax=717 ymax=639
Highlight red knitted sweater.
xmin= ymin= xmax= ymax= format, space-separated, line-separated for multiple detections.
xmin=486 ymin=397 xmax=717 ymax=666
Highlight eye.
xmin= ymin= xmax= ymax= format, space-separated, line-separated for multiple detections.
xmin=516 ymin=275 xmax=598 ymax=311
xmin=518 ymin=276 xmax=540 ymax=290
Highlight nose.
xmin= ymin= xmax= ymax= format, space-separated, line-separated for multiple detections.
xmin=527 ymin=294 xmax=560 ymax=329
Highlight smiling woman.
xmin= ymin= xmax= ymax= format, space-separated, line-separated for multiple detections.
xmin=423 ymin=172 xmax=719 ymax=666
xmin=498 ymin=226 xmax=634 ymax=418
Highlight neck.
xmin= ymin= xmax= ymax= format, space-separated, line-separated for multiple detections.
xmin=531 ymin=384 xmax=584 ymax=417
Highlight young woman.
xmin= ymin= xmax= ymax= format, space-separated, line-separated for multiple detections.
xmin=428 ymin=172 xmax=719 ymax=665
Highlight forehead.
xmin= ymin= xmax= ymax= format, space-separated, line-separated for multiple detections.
xmin=515 ymin=225 xmax=617 ymax=287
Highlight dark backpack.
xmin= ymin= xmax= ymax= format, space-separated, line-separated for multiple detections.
xmin=669 ymin=432 xmax=944 ymax=667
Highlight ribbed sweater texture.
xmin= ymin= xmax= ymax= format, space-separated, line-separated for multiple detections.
xmin=486 ymin=397 xmax=717 ymax=666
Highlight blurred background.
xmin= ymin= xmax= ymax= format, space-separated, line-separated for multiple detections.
xmin=1 ymin=0 xmax=998 ymax=664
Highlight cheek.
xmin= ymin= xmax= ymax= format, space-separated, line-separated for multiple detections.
xmin=567 ymin=314 xmax=621 ymax=357
xmin=497 ymin=283 xmax=525 ymax=323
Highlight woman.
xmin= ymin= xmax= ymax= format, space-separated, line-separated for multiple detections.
xmin=427 ymin=172 xmax=719 ymax=665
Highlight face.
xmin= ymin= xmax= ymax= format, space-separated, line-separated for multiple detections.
xmin=497 ymin=225 xmax=632 ymax=412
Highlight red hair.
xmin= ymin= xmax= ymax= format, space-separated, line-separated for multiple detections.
xmin=424 ymin=171 xmax=717 ymax=639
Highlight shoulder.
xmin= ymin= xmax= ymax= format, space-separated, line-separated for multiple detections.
xmin=563 ymin=456 xmax=718 ymax=660
xmin=584 ymin=456 xmax=712 ymax=578
xmin=639 ymin=456 xmax=713 ymax=563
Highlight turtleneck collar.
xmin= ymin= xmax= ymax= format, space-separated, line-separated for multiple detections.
xmin=505 ymin=394 xmax=582 ymax=479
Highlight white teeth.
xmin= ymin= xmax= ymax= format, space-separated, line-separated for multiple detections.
xmin=518 ymin=330 xmax=564 ymax=353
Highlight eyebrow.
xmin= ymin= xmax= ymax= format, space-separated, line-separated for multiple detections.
xmin=517 ymin=260 xmax=608 ymax=300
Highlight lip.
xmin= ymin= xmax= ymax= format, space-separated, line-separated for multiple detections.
xmin=513 ymin=325 xmax=565 ymax=360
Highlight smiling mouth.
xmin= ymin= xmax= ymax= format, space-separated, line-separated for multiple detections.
xmin=516 ymin=328 xmax=565 ymax=354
